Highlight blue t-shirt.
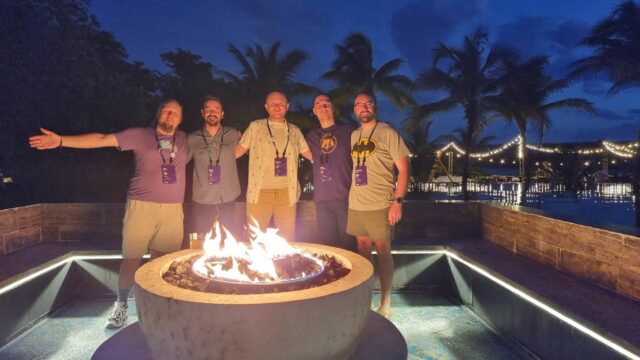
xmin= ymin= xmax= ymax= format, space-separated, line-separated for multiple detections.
xmin=306 ymin=122 xmax=356 ymax=201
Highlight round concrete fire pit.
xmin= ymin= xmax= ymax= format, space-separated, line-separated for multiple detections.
xmin=134 ymin=244 xmax=374 ymax=360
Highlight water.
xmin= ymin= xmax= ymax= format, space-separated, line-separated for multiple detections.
xmin=410 ymin=182 xmax=638 ymax=230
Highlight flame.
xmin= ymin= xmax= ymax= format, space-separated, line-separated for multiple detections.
xmin=192 ymin=221 xmax=323 ymax=283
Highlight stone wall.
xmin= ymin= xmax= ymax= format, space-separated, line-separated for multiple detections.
xmin=0 ymin=201 xmax=480 ymax=255
xmin=3 ymin=201 xmax=638 ymax=301
xmin=479 ymin=203 xmax=640 ymax=301
xmin=0 ymin=205 xmax=42 ymax=255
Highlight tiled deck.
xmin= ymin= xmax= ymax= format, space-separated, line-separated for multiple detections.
xmin=0 ymin=292 xmax=523 ymax=360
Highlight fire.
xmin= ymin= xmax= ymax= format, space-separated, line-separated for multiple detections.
xmin=191 ymin=222 xmax=324 ymax=284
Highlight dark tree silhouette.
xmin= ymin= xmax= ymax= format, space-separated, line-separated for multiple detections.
xmin=0 ymin=0 xmax=157 ymax=207
xmin=322 ymin=32 xmax=415 ymax=117
xmin=490 ymin=56 xmax=595 ymax=185
xmin=219 ymin=42 xmax=316 ymax=129
xmin=410 ymin=29 xmax=511 ymax=200
xmin=159 ymin=49 xmax=227 ymax=132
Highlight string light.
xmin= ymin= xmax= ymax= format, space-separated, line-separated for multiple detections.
xmin=436 ymin=136 xmax=639 ymax=159
xmin=602 ymin=141 xmax=635 ymax=158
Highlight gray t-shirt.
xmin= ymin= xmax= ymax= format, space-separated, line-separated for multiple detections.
xmin=187 ymin=126 xmax=241 ymax=205
xmin=115 ymin=127 xmax=188 ymax=204
xmin=348 ymin=121 xmax=410 ymax=211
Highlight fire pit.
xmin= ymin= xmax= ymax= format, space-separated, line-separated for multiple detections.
xmin=134 ymin=225 xmax=374 ymax=360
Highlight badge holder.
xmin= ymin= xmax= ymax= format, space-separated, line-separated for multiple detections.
xmin=274 ymin=157 xmax=287 ymax=176
xmin=208 ymin=164 xmax=221 ymax=184
xmin=320 ymin=163 xmax=333 ymax=182
xmin=355 ymin=165 xmax=368 ymax=186
xmin=161 ymin=164 xmax=177 ymax=184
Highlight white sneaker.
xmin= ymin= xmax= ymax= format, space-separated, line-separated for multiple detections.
xmin=105 ymin=301 xmax=128 ymax=329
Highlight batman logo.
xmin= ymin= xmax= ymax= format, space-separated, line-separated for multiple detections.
xmin=351 ymin=137 xmax=377 ymax=158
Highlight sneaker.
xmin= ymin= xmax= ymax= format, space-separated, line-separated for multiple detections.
xmin=105 ymin=301 xmax=128 ymax=329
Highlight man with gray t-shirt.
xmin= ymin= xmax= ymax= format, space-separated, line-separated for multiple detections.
xmin=347 ymin=91 xmax=410 ymax=318
xmin=29 ymin=99 xmax=187 ymax=329
xmin=187 ymin=96 xmax=241 ymax=238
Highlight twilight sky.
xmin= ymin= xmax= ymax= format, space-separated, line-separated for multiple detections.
xmin=91 ymin=0 xmax=640 ymax=144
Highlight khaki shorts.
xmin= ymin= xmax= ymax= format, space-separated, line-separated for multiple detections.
xmin=346 ymin=207 xmax=393 ymax=242
xmin=246 ymin=188 xmax=296 ymax=242
xmin=122 ymin=199 xmax=184 ymax=258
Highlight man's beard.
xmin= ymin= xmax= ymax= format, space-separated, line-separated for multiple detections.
xmin=206 ymin=117 xmax=220 ymax=127
xmin=357 ymin=113 xmax=375 ymax=123
xmin=158 ymin=121 xmax=176 ymax=133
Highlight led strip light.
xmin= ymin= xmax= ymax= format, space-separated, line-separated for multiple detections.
xmin=0 ymin=254 xmax=149 ymax=296
xmin=0 ymin=251 xmax=637 ymax=359
xmin=390 ymin=249 xmax=638 ymax=359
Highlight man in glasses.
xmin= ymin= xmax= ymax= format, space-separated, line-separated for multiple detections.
xmin=347 ymin=91 xmax=410 ymax=317
xmin=29 ymin=99 xmax=188 ymax=328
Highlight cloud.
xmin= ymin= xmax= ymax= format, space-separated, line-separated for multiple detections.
xmin=627 ymin=108 xmax=640 ymax=116
xmin=560 ymin=122 xmax=638 ymax=141
xmin=595 ymin=108 xmax=634 ymax=121
xmin=580 ymin=79 xmax=611 ymax=96
xmin=494 ymin=16 xmax=591 ymax=78
xmin=389 ymin=0 xmax=487 ymax=74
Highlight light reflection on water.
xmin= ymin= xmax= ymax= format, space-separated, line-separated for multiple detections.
xmin=414 ymin=182 xmax=637 ymax=229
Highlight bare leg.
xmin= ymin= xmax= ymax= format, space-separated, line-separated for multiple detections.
xmin=117 ymin=257 xmax=142 ymax=289
xmin=356 ymin=236 xmax=373 ymax=263
xmin=374 ymin=239 xmax=393 ymax=317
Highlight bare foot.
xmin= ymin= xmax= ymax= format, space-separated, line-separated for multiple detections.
xmin=376 ymin=304 xmax=392 ymax=318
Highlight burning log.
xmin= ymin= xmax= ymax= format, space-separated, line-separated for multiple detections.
xmin=163 ymin=253 xmax=350 ymax=294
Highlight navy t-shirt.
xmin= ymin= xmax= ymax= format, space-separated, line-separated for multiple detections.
xmin=306 ymin=122 xmax=356 ymax=201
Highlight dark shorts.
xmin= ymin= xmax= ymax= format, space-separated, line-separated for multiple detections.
xmin=346 ymin=207 xmax=393 ymax=242
xmin=187 ymin=200 xmax=238 ymax=236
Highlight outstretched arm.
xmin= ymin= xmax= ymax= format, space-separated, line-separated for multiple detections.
xmin=29 ymin=128 xmax=118 ymax=150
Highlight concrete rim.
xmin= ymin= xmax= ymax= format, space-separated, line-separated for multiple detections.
xmin=135 ymin=243 xmax=373 ymax=305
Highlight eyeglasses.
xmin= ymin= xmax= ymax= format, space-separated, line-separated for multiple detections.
xmin=354 ymin=102 xmax=374 ymax=109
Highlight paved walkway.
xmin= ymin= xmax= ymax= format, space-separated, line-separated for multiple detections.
xmin=0 ymin=292 xmax=522 ymax=360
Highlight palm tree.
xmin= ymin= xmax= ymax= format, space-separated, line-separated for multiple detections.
xmin=402 ymin=116 xmax=436 ymax=186
xmin=570 ymin=0 xmax=640 ymax=226
xmin=410 ymin=29 xmax=511 ymax=199
xmin=569 ymin=0 xmax=640 ymax=94
xmin=160 ymin=49 xmax=223 ymax=131
xmin=219 ymin=42 xmax=316 ymax=129
xmin=489 ymin=56 xmax=595 ymax=183
xmin=321 ymin=32 xmax=415 ymax=116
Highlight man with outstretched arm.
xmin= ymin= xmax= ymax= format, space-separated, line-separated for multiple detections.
xmin=29 ymin=99 xmax=188 ymax=329
xmin=235 ymin=91 xmax=312 ymax=241
xmin=346 ymin=91 xmax=410 ymax=318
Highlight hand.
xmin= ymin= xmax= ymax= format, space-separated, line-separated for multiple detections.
xmin=388 ymin=202 xmax=403 ymax=225
xmin=29 ymin=128 xmax=61 ymax=150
